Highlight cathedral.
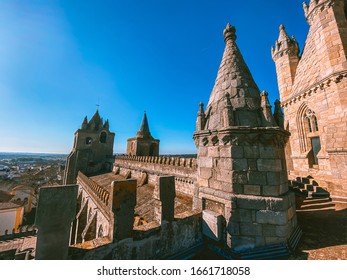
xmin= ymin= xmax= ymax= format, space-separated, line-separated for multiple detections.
xmin=1 ymin=0 xmax=346 ymax=260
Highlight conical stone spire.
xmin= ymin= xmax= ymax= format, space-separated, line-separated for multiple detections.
xmin=205 ymin=23 xmax=262 ymax=130
xmin=136 ymin=111 xmax=152 ymax=138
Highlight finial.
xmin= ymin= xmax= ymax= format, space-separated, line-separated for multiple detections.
xmin=96 ymin=97 xmax=100 ymax=111
xmin=279 ymin=24 xmax=285 ymax=31
xmin=223 ymin=23 xmax=237 ymax=43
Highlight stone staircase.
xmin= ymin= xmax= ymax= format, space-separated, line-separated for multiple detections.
xmin=289 ymin=176 xmax=347 ymax=205
xmin=289 ymin=176 xmax=330 ymax=208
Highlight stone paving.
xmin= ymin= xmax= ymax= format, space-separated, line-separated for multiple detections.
xmin=290 ymin=198 xmax=347 ymax=260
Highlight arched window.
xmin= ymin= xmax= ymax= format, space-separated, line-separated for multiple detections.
xmin=297 ymin=103 xmax=320 ymax=153
xmin=100 ymin=132 xmax=107 ymax=143
xmin=86 ymin=137 xmax=92 ymax=145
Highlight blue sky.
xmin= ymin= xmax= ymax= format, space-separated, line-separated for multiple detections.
xmin=0 ymin=0 xmax=309 ymax=154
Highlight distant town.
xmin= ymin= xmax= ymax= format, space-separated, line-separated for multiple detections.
xmin=0 ymin=152 xmax=67 ymax=193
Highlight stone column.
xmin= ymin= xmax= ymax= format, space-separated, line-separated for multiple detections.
xmin=153 ymin=176 xmax=176 ymax=224
xmin=111 ymin=179 xmax=137 ymax=241
xmin=35 ymin=185 xmax=78 ymax=260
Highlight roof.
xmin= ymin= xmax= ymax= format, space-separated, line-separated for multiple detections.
xmin=89 ymin=173 xmax=125 ymax=190
xmin=136 ymin=111 xmax=152 ymax=139
xmin=0 ymin=201 xmax=24 ymax=211
xmin=0 ymin=190 xmax=14 ymax=203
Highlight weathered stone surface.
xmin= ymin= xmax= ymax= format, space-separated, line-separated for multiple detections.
xmin=35 ymin=185 xmax=78 ymax=260
xmin=273 ymin=2 xmax=347 ymax=189
xmin=236 ymin=196 xmax=266 ymax=210
xmin=256 ymin=210 xmax=288 ymax=225
xmin=257 ymin=159 xmax=282 ymax=172
xmin=202 ymin=210 xmax=223 ymax=241
xmin=244 ymin=185 xmax=261 ymax=195
xmin=248 ymin=171 xmax=267 ymax=185
xmin=112 ymin=179 xmax=137 ymax=240
xmin=244 ymin=146 xmax=259 ymax=158
xmin=239 ymin=222 xmax=263 ymax=236
xmin=153 ymin=176 xmax=176 ymax=224
xmin=262 ymin=185 xmax=281 ymax=196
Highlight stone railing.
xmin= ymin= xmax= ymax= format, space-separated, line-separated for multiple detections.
xmin=77 ymin=172 xmax=110 ymax=207
xmin=115 ymin=155 xmax=197 ymax=170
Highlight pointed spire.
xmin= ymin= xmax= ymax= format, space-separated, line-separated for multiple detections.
xmin=273 ymin=99 xmax=284 ymax=129
xmin=81 ymin=116 xmax=88 ymax=129
xmin=136 ymin=111 xmax=152 ymax=138
xmin=196 ymin=102 xmax=206 ymax=131
xmin=260 ymin=91 xmax=276 ymax=126
xmin=89 ymin=109 xmax=102 ymax=130
xmin=272 ymin=24 xmax=300 ymax=61
xmin=205 ymin=23 xmax=261 ymax=129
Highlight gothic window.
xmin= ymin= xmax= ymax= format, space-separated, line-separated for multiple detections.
xmin=313 ymin=116 xmax=319 ymax=131
xmin=100 ymin=132 xmax=107 ymax=143
xmin=86 ymin=137 xmax=92 ymax=145
xmin=98 ymin=225 xmax=103 ymax=238
xmin=306 ymin=117 xmax=312 ymax=133
xmin=297 ymin=103 xmax=320 ymax=153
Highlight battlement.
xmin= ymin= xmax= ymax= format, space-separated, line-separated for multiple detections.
xmin=115 ymin=155 xmax=197 ymax=170
xmin=77 ymin=171 xmax=110 ymax=207
xmin=0 ymin=225 xmax=37 ymax=242
xmin=303 ymin=0 xmax=334 ymax=24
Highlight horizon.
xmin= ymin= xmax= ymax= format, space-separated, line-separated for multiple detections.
xmin=0 ymin=0 xmax=309 ymax=154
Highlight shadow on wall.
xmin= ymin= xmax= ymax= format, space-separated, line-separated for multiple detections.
xmin=292 ymin=199 xmax=347 ymax=260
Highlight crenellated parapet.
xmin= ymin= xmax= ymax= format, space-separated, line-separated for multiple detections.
xmin=303 ymin=0 xmax=334 ymax=25
xmin=115 ymin=155 xmax=197 ymax=170
xmin=0 ymin=225 xmax=37 ymax=242
xmin=77 ymin=172 xmax=111 ymax=208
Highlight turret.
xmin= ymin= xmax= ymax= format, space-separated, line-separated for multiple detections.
xmin=127 ymin=112 xmax=160 ymax=156
xmin=303 ymin=0 xmax=334 ymax=25
xmin=272 ymin=25 xmax=300 ymax=102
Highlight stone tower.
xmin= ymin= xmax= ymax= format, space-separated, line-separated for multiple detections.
xmin=127 ymin=112 xmax=160 ymax=156
xmin=272 ymin=0 xmax=347 ymax=192
xmin=193 ymin=23 xmax=297 ymax=254
xmin=64 ymin=110 xmax=115 ymax=184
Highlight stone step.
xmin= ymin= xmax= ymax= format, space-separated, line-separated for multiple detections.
xmin=330 ymin=195 xmax=347 ymax=204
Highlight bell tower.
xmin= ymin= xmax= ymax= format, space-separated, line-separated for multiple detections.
xmin=64 ymin=110 xmax=115 ymax=184
xmin=127 ymin=112 xmax=160 ymax=156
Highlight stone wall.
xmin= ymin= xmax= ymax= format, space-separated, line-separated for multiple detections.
xmin=76 ymin=211 xmax=202 ymax=260
xmin=273 ymin=0 xmax=347 ymax=192
xmin=114 ymin=156 xmax=197 ymax=196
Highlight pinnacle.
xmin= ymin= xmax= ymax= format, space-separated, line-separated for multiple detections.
xmin=223 ymin=23 xmax=237 ymax=43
